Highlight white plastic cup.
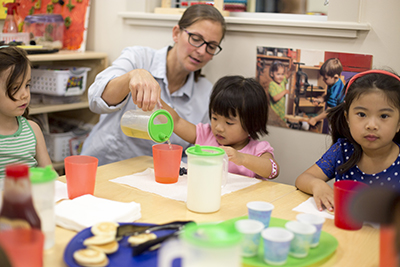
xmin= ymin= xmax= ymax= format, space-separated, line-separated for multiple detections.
xmin=262 ymin=227 xmax=294 ymax=265
xmin=235 ymin=219 xmax=265 ymax=257
xmin=285 ymin=221 xmax=316 ymax=258
xmin=296 ymin=213 xmax=325 ymax=247
xmin=247 ymin=201 xmax=274 ymax=228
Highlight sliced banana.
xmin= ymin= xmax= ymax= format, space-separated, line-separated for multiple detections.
xmin=128 ymin=233 xmax=157 ymax=246
xmin=83 ymin=234 xmax=115 ymax=246
xmin=73 ymin=248 xmax=109 ymax=267
xmin=91 ymin=221 xmax=119 ymax=237
xmin=87 ymin=240 xmax=119 ymax=254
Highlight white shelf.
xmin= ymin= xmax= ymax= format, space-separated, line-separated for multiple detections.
xmin=28 ymin=50 xmax=108 ymax=62
xmin=28 ymin=51 xmax=108 ymax=115
xmin=119 ymin=11 xmax=370 ymax=39
xmin=30 ymin=101 xmax=90 ymax=115
xmin=27 ymin=51 xmax=108 ymax=170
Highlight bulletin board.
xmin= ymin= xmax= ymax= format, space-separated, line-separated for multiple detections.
xmin=0 ymin=0 xmax=15 ymax=19
xmin=14 ymin=0 xmax=90 ymax=51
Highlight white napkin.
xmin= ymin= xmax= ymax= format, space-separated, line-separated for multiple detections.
xmin=110 ymin=167 xmax=261 ymax=202
xmin=292 ymin=197 xmax=335 ymax=220
xmin=293 ymin=196 xmax=382 ymax=228
xmin=55 ymin=194 xmax=141 ymax=232
xmin=55 ymin=180 xmax=68 ymax=203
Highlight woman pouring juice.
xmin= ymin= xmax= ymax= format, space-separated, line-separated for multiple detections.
xmin=81 ymin=5 xmax=227 ymax=166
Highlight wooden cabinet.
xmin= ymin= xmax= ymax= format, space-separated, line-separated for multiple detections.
xmin=28 ymin=51 xmax=108 ymax=170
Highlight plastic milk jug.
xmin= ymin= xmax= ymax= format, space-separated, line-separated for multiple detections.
xmin=120 ymin=109 xmax=173 ymax=143
xmin=185 ymin=145 xmax=228 ymax=213
xmin=158 ymin=222 xmax=242 ymax=267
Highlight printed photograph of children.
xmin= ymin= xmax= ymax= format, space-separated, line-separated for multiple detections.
xmin=256 ymin=47 xmax=373 ymax=134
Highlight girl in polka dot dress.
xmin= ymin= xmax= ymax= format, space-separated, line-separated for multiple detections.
xmin=296 ymin=69 xmax=400 ymax=212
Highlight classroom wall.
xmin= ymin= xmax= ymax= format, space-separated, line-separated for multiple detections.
xmin=85 ymin=0 xmax=400 ymax=186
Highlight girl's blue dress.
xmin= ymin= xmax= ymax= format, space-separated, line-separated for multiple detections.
xmin=316 ymin=138 xmax=400 ymax=191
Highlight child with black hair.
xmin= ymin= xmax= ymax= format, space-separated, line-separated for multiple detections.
xmin=296 ymin=69 xmax=400 ymax=212
xmin=0 ymin=46 xmax=52 ymax=186
xmin=160 ymin=75 xmax=278 ymax=179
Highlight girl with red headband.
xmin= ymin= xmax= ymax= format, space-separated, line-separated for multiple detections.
xmin=296 ymin=69 xmax=400 ymax=212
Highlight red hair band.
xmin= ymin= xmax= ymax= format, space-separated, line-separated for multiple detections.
xmin=345 ymin=69 xmax=400 ymax=95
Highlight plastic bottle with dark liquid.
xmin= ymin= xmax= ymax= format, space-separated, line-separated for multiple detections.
xmin=0 ymin=164 xmax=41 ymax=230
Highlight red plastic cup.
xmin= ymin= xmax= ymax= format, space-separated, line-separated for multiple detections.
xmin=0 ymin=228 xmax=44 ymax=267
xmin=152 ymin=144 xmax=183 ymax=184
xmin=334 ymin=180 xmax=368 ymax=230
xmin=380 ymin=225 xmax=398 ymax=267
xmin=64 ymin=155 xmax=98 ymax=199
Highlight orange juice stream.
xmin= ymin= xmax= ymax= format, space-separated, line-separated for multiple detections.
xmin=167 ymin=138 xmax=173 ymax=150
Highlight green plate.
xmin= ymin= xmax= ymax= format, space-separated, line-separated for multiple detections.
xmin=228 ymin=216 xmax=338 ymax=267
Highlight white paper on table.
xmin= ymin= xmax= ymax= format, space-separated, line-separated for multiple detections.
xmin=293 ymin=196 xmax=380 ymax=228
xmin=55 ymin=194 xmax=141 ymax=232
xmin=55 ymin=180 xmax=69 ymax=203
xmin=292 ymin=197 xmax=335 ymax=220
xmin=110 ymin=167 xmax=261 ymax=202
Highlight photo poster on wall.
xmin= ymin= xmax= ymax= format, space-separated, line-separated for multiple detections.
xmin=14 ymin=0 xmax=90 ymax=51
xmin=256 ymin=46 xmax=373 ymax=135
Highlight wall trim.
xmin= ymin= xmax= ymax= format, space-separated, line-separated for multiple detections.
xmin=119 ymin=12 xmax=370 ymax=39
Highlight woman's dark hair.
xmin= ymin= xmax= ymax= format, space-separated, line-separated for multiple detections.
xmin=327 ymin=70 xmax=400 ymax=173
xmin=0 ymin=46 xmax=31 ymax=117
xmin=178 ymin=4 xmax=226 ymax=82
xmin=209 ymin=75 xmax=269 ymax=140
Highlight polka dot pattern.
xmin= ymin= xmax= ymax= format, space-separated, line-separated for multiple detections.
xmin=316 ymin=138 xmax=400 ymax=190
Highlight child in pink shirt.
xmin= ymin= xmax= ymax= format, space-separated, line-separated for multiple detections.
xmin=160 ymin=75 xmax=278 ymax=179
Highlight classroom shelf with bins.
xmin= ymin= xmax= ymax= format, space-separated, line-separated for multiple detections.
xmin=28 ymin=51 xmax=108 ymax=171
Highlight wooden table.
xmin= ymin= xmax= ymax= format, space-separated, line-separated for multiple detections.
xmin=45 ymin=156 xmax=378 ymax=267
xmin=270 ymin=190 xmax=379 ymax=267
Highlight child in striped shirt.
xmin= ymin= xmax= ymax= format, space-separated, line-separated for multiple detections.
xmin=0 ymin=46 xmax=52 ymax=188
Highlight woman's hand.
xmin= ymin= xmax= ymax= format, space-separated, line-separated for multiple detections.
xmin=129 ymin=69 xmax=161 ymax=111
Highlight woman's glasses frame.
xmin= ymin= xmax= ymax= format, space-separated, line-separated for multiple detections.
xmin=182 ymin=28 xmax=222 ymax=55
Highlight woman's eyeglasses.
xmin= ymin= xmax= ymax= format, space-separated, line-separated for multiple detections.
xmin=183 ymin=29 xmax=222 ymax=55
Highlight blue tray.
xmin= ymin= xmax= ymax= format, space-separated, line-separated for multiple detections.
xmin=64 ymin=222 xmax=179 ymax=267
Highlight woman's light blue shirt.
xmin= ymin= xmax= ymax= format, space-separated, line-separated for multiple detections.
xmin=81 ymin=46 xmax=212 ymax=166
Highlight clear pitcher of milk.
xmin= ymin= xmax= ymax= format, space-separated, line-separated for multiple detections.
xmin=185 ymin=145 xmax=227 ymax=213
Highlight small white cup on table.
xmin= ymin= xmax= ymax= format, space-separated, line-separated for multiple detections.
xmin=285 ymin=221 xmax=316 ymax=258
xmin=247 ymin=201 xmax=274 ymax=228
xmin=296 ymin=213 xmax=325 ymax=248
xmin=234 ymin=219 xmax=264 ymax=257
xmin=261 ymin=227 xmax=294 ymax=265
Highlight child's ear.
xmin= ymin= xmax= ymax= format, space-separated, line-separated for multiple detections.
xmin=344 ymin=111 xmax=349 ymax=123
xmin=397 ymin=120 xmax=400 ymax=133
xmin=334 ymin=74 xmax=339 ymax=79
